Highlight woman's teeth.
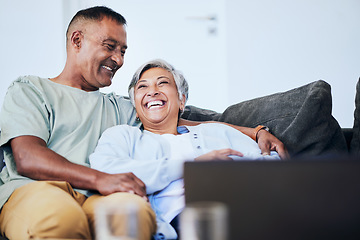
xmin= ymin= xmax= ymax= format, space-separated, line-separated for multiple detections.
xmin=147 ymin=100 xmax=164 ymax=109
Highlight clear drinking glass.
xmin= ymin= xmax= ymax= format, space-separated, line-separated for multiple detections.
xmin=180 ymin=201 xmax=228 ymax=240
xmin=95 ymin=202 xmax=139 ymax=240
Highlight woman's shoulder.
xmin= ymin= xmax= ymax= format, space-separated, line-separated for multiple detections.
xmin=103 ymin=124 xmax=140 ymax=134
xmin=100 ymin=125 xmax=142 ymax=141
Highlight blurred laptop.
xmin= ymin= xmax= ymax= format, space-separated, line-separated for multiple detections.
xmin=184 ymin=158 xmax=360 ymax=240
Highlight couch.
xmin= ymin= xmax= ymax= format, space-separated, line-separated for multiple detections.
xmin=0 ymin=79 xmax=358 ymax=240
xmin=182 ymin=79 xmax=359 ymax=157
xmin=0 ymin=79 xmax=359 ymax=179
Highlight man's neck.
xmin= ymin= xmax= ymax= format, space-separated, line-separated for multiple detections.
xmin=50 ymin=68 xmax=99 ymax=92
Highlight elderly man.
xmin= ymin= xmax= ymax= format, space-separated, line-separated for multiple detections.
xmin=0 ymin=5 xmax=286 ymax=240
xmin=0 ymin=6 xmax=156 ymax=239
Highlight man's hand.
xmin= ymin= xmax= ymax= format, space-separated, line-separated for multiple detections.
xmin=95 ymin=172 xmax=148 ymax=200
xmin=256 ymin=129 xmax=289 ymax=159
xmin=11 ymin=135 xmax=148 ymax=200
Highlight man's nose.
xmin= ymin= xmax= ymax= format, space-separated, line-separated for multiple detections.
xmin=111 ymin=51 xmax=124 ymax=67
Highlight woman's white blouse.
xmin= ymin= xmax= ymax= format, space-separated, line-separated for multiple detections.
xmin=89 ymin=122 xmax=280 ymax=239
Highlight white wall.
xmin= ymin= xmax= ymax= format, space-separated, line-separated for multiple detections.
xmin=226 ymin=0 xmax=360 ymax=127
xmin=1 ymin=0 xmax=359 ymax=128
xmin=0 ymin=0 xmax=65 ymax=95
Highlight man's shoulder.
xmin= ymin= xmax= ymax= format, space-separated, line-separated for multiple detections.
xmin=101 ymin=93 xmax=138 ymax=126
xmin=102 ymin=92 xmax=131 ymax=103
xmin=100 ymin=92 xmax=132 ymax=107
xmin=8 ymin=75 xmax=49 ymax=92
xmin=12 ymin=75 xmax=45 ymax=85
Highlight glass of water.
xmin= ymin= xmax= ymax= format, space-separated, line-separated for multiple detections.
xmin=180 ymin=201 xmax=228 ymax=240
xmin=95 ymin=201 xmax=139 ymax=240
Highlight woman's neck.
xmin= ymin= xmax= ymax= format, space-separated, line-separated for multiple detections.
xmin=143 ymin=122 xmax=179 ymax=135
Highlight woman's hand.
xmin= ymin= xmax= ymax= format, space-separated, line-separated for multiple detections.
xmin=256 ymin=129 xmax=289 ymax=159
xmin=195 ymin=148 xmax=243 ymax=161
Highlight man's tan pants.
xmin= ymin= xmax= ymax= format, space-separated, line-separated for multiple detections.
xmin=0 ymin=181 xmax=156 ymax=240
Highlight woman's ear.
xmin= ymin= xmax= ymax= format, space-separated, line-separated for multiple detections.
xmin=135 ymin=112 xmax=140 ymax=122
xmin=179 ymin=94 xmax=186 ymax=111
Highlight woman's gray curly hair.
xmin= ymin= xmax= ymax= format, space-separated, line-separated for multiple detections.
xmin=128 ymin=59 xmax=189 ymax=106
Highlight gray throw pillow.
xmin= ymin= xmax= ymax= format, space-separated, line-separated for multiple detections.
xmin=350 ymin=78 xmax=360 ymax=154
xmin=182 ymin=106 xmax=221 ymax=121
xmin=218 ymin=80 xmax=347 ymax=157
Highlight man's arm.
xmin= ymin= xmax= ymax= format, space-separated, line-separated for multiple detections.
xmin=10 ymin=135 xmax=148 ymax=198
xmin=243 ymin=125 xmax=288 ymax=159
xmin=179 ymin=118 xmax=289 ymax=159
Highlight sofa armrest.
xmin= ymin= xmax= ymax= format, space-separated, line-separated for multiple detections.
xmin=342 ymin=128 xmax=353 ymax=151
xmin=350 ymin=78 xmax=360 ymax=154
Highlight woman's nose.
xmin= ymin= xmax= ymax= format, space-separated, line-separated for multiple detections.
xmin=146 ymin=91 xmax=159 ymax=97
xmin=146 ymin=85 xmax=160 ymax=96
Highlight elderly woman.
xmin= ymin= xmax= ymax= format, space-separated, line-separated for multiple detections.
xmin=90 ymin=59 xmax=280 ymax=239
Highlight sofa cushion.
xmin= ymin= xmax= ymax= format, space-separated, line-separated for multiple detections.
xmin=182 ymin=106 xmax=221 ymax=121
xmin=350 ymin=78 xmax=360 ymax=154
xmin=218 ymin=80 xmax=347 ymax=157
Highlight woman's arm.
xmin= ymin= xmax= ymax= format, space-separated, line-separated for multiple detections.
xmin=89 ymin=126 xmax=184 ymax=194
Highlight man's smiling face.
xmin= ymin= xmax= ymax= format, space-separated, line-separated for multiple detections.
xmin=76 ymin=17 xmax=127 ymax=90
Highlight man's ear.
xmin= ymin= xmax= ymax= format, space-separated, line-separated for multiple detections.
xmin=70 ymin=31 xmax=82 ymax=49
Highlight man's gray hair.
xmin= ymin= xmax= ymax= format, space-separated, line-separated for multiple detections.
xmin=128 ymin=59 xmax=189 ymax=106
